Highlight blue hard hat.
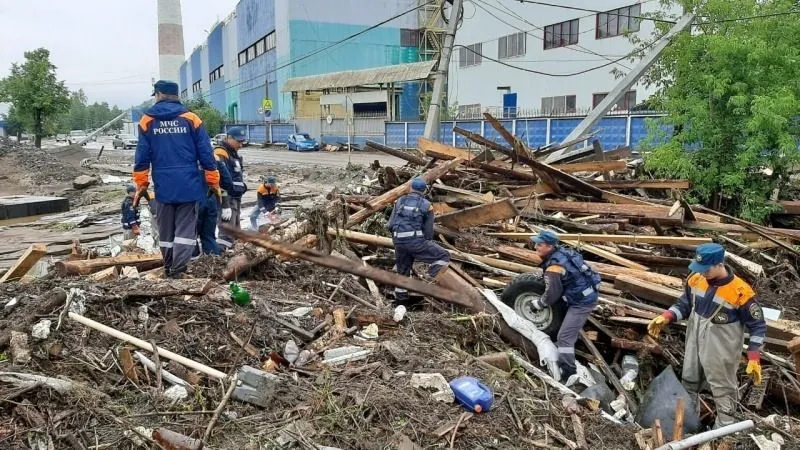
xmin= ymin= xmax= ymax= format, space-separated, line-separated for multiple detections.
xmin=227 ymin=127 xmax=247 ymax=142
xmin=689 ymin=243 xmax=725 ymax=273
xmin=126 ymin=185 xmax=136 ymax=193
xmin=410 ymin=177 xmax=427 ymax=192
xmin=152 ymin=80 xmax=179 ymax=96
xmin=531 ymin=230 xmax=559 ymax=246
xmin=266 ymin=176 xmax=277 ymax=184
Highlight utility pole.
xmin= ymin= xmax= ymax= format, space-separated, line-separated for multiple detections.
xmin=422 ymin=0 xmax=463 ymax=141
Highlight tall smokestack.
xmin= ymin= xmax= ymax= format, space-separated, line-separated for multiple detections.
xmin=157 ymin=0 xmax=185 ymax=81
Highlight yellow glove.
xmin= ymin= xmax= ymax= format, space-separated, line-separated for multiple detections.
xmin=647 ymin=314 xmax=671 ymax=339
xmin=746 ymin=354 xmax=762 ymax=386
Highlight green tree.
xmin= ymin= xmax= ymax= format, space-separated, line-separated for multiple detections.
xmin=632 ymin=0 xmax=800 ymax=222
xmin=185 ymin=98 xmax=226 ymax=135
xmin=1 ymin=106 xmax=25 ymax=139
xmin=0 ymin=48 xmax=70 ymax=148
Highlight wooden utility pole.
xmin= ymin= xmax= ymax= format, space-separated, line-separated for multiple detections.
xmin=422 ymin=0 xmax=464 ymax=140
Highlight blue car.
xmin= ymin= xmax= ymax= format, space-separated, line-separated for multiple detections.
xmin=287 ymin=133 xmax=320 ymax=152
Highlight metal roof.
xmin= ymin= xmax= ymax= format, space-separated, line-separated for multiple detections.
xmin=281 ymin=60 xmax=436 ymax=92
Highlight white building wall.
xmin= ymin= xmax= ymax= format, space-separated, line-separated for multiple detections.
xmin=200 ymin=44 xmax=210 ymax=95
xmin=448 ymin=0 xmax=680 ymax=116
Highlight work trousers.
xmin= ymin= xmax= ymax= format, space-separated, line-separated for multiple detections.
xmin=556 ymin=302 xmax=596 ymax=378
xmin=217 ymin=197 xmax=241 ymax=250
xmin=682 ymin=311 xmax=745 ymax=428
xmin=148 ymin=199 xmax=160 ymax=244
xmin=158 ymin=202 xmax=198 ymax=277
xmin=393 ymin=238 xmax=450 ymax=301
xmin=197 ymin=196 xmax=220 ymax=255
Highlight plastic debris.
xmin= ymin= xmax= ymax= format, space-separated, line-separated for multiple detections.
xmin=280 ymin=306 xmax=313 ymax=317
xmin=358 ymin=323 xmax=379 ymax=340
xmin=393 ymin=305 xmax=407 ymax=322
xmin=322 ymin=346 xmax=372 ymax=366
xmin=31 ymin=319 xmax=52 ymax=340
xmin=619 ymin=354 xmax=639 ymax=391
xmin=284 ymin=340 xmax=300 ymax=364
xmin=163 ymin=385 xmax=189 ymax=403
xmin=410 ymin=373 xmax=455 ymax=403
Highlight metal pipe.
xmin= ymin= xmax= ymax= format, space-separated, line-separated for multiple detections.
xmin=655 ymin=420 xmax=754 ymax=450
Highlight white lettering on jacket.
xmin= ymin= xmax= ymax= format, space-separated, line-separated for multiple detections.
xmin=154 ymin=120 xmax=188 ymax=135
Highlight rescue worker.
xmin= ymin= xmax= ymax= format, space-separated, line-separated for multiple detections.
xmin=648 ymin=243 xmax=766 ymax=429
xmin=214 ymin=127 xmax=248 ymax=250
xmin=132 ymin=80 xmax=220 ymax=278
xmin=196 ymin=151 xmax=233 ymax=255
xmin=121 ymin=185 xmax=141 ymax=240
xmin=249 ymin=176 xmax=280 ymax=230
xmin=528 ymin=230 xmax=601 ymax=381
xmin=386 ymin=178 xmax=450 ymax=306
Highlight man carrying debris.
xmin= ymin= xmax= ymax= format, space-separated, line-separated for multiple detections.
xmin=121 ymin=185 xmax=141 ymax=240
xmin=648 ymin=243 xmax=766 ymax=429
xmin=528 ymin=230 xmax=601 ymax=382
xmin=133 ymin=80 xmax=220 ymax=278
xmin=386 ymin=177 xmax=450 ymax=306
xmin=214 ymin=127 xmax=248 ymax=251
xmin=249 ymin=176 xmax=280 ymax=231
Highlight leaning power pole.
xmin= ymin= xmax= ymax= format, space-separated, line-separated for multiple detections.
xmin=422 ymin=0 xmax=463 ymax=141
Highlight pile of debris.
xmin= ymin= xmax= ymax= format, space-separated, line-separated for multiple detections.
xmin=1 ymin=115 xmax=799 ymax=449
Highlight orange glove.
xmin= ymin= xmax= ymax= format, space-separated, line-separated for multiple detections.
xmin=647 ymin=312 xmax=674 ymax=339
xmin=133 ymin=183 xmax=150 ymax=207
xmin=204 ymin=169 xmax=220 ymax=189
xmin=746 ymin=352 xmax=762 ymax=386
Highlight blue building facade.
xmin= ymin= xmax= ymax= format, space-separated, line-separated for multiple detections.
xmin=190 ymin=47 xmax=203 ymax=99
xmin=207 ymin=24 xmax=226 ymax=112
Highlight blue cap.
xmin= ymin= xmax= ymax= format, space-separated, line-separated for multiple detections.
xmin=410 ymin=177 xmax=427 ymax=192
xmin=152 ymin=80 xmax=179 ymax=96
xmin=531 ymin=230 xmax=559 ymax=246
xmin=227 ymin=127 xmax=246 ymax=142
xmin=689 ymin=243 xmax=725 ymax=273
xmin=126 ymin=185 xmax=136 ymax=193
xmin=266 ymin=176 xmax=277 ymax=184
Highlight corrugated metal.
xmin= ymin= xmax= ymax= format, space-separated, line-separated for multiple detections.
xmin=282 ymin=60 xmax=434 ymax=92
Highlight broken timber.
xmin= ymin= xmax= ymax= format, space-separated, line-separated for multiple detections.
xmin=486 ymin=233 xmax=711 ymax=246
xmin=552 ymin=160 xmax=628 ymax=173
xmin=437 ymin=198 xmax=518 ymax=229
xmin=54 ymin=253 xmax=162 ymax=276
xmin=517 ymin=199 xmax=684 ymax=224
xmin=0 ymin=243 xmax=47 ymax=283
xmin=365 ymin=140 xmax=428 ymax=166
xmin=417 ymin=138 xmax=538 ymax=182
xmin=592 ymin=179 xmax=691 ymax=190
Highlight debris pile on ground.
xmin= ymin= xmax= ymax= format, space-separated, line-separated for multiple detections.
xmin=1 ymin=117 xmax=800 ymax=449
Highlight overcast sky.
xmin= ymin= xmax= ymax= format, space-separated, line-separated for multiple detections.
xmin=0 ymin=0 xmax=239 ymax=113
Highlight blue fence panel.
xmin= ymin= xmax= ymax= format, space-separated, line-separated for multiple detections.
xmin=407 ymin=122 xmax=425 ymax=147
xmin=439 ymin=122 xmax=454 ymax=145
xmin=592 ymin=117 xmax=628 ymax=149
xmin=630 ymin=116 xmax=672 ymax=148
xmin=514 ymin=119 xmax=547 ymax=148
xmin=453 ymin=121 xmax=481 ymax=147
xmin=270 ymin=123 xmax=295 ymax=143
xmin=483 ymin=120 xmax=514 ymax=145
xmin=248 ymin=125 xmax=267 ymax=144
xmin=385 ymin=122 xmax=406 ymax=148
xmin=549 ymin=118 xmax=584 ymax=144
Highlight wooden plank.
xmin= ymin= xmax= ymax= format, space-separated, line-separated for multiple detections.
xmin=486 ymin=232 xmax=710 ymax=246
xmin=778 ymin=201 xmax=800 ymax=215
xmin=592 ymin=140 xmax=611 ymax=181
xmin=508 ymin=183 xmax=554 ymax=197
xmin=562 ymin=241 xmax=649 ymax=271
xmin=591 ymin=179 xmax=691 ymax=190
xmin=418 ymin=138 xmax=538 ymax=182
xmin=437 ymin=198 xmax=518 ymax=229
xmin=517 ymin=199 xmax=683 ymax=224
xmin=54 ymin=253 xmax=163 ymax=276
xmin=614 ymin=275 xmax=680 ymax=307
xmin=431 ymin=203 xmax=458 ymax=215
xmin=0 ymin=243 xmax=47 ymax=283
xmin=432 ymin=183 xmax=494 ymax=204
xmin=453 ymin=126 xmax=513 ymax=156
xmin=552 ymin=160 xmax=628 ymax=173
xmin=365 ymin=140 xmax=427 ymax=166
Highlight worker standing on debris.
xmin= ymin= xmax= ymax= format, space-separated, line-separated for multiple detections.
xmin=196 ymin=151 xmax=233 ymax=255
xmin=132 ymin=80 xmax=220 ymax=278
xmin=648 ymin=243 xmax=766 ymax=429
xmin=248 ymin=176 xmax=280 ymax=231
xmin=214 ymin=127 xmax=248 ymax=251
xmin=528 ymin=230 xmax=601 ymax=382
xmin=386 ymin=178 xmax=450 ymax=306
xmin=121 ymin=185 xmax=141 ymax=240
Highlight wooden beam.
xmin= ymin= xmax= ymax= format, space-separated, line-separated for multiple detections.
xmin=696 ymin=206 xmax=800 ymax=253
xmin=54 ymin=253 xmax=163 ymax=276
xmin=552 ymin=160 xmax=628 ymax=173
xmin=365 ymin=140 xmax=428 ymax=166
xmin=508 ymin=184 xmax=554 ymax=197
xmin=486 ymin=232 xmax=710 ymax=246
xmin=517 ymin=200 xmax=684 ymax=224
xmin=437 ymin=198 xmax=518 ymax=229
xmin=418 ymin=138 xmax=538 ymax=182
xmin=778 ymin=201 xmax=800 ymax=215
xmin=613 ymin=275 xmax=680 ymax=307
xmin=591 ymin=179 xmax=691 ymax=190
xmin=453 ymin=126 xmax=513 ymax=156
xmin=0 ymin=243 xmax=47 ymax=283
xmin=432 ymin=183 xmax=494 ymax=204
xmin=344 ymin=157 xmax=463 ymax=228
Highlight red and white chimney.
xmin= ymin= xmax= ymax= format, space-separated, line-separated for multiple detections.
xmin=157 ymin=0 xmax=185 ymax=81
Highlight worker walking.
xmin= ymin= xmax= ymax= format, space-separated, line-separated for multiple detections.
xmin=249 ymin=176 xmax=280 ymax=230
xmin=386 ymin=178 xmax=450 ymax=306
xmin=133 ymin=80 xmax=220 ymax=278
xmin=121 ymin=185 xmax=141 ymax=240
xmin=648 ymin=243 xmax=765 ymax=429
xmin=196 ymin=152 xmax=233 ymax=255
xmin=214 ymin=127 xmax=248 ymax=250
xmin=528 ymin=230 xmax=601 ymax=382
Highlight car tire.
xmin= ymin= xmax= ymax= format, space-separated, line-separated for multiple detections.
xmin=500 ymin=272 xmax=567 ymax=339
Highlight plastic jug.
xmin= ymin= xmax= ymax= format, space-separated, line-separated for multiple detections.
xmin=229 ymin=282 xmax=251 ymax=306
xmin=449 ymin=376 xmax=493 ymax=413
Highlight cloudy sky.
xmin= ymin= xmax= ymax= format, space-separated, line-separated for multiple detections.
xmin=0 ymin=0 xmax=239 ymax=113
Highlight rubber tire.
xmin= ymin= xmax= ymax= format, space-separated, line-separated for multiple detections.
xmin=500 ymin=272 xmax=567 ymax=339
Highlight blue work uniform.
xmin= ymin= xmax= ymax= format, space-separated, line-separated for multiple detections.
xmin=121 ymin=196 xmax=141 ymax=230
xmin=214 ymin=143 xmax=247 ymax=249
xmin=196 ymin=159 xmax=234 ymax=255
xmin=386 ymin=191 xmax=450 ymax=303
xmin=249 ymin=183 xmax=280 ymax=230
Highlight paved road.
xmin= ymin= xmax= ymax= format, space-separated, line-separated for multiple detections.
xmin=44 ymin=137 xmax=406 ymax=168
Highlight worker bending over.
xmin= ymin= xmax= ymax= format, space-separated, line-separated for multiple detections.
xmin=529 ymin=230 xmax=601 ymax=382
xmin=214 ymin=127 xmax=247 ymax=251
xmin=249 ymin=176 xmax=280 ymax=230
xmin=121 ymin=185 xmax=141 ymax=240
xmin=386 ymin=178 xmax=450 ymax=306
xmin=133 ymin=80 xmax=220 ymax=278
xmin=649 ymin=243 xmax=766 ymax=429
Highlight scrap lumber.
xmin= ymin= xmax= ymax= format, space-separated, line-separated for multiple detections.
xmin=580 ymin=330 xmax=638 ymax=414
xmin=518 ymin=200 xmax=684 ymax=224
xmin=418 ymin=138 xmax=538 ymax=182
xmin=778 ymin=200 xmax=800 ymax=215
xmin=787 ymin=337 xmax=800 ymax=383
xmin=0 ymin=243 xmax=47 ymax=283
xmin=432 ymin=183 xmax=495 ymax=204
xmin=487 ymin=233 xmax=710 ymax=246
xmin=437 ymin=198 xmax=518 ymax=229
xmin=592 ymin=179 xmax=691 ymax=190
xmin=54 ymin=253 xmax=162 ymax=276
xmin=552 ymin=160 xmax=628 ymax=173
xmin=611 ymin=337 xmax=663 ymax=354
xmin=122 ymin=279 xmax=214 ymax=299
xmin=345 ymin=157 xmax=463 ymax=228
xmin=614 ymin=275 xmax=680 ymax=307
xmin=481 ymin=113 xmax=533 ymax=160
xmin=696 ymin=206 xmax=800 ymax=252
xmin=0 ymin=288 xmax=67 ymax=350
xmin=453 ymin=126 xmax=513 ymax=156
xmin=365 ymin=140 xmax=428 ymax=166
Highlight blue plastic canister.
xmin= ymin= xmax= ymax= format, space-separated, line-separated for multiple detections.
xmin=449 ymin=376 xmax=493 ymax=413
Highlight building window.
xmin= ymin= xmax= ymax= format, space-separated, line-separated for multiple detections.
xmin=191 ymin=81 xmax=202 ymax=93
xmin=457 ymin=104 xmax=482 ymax=119
xmin=458 ymin=43 xmax=482 ymax=67
xmin=597 ymin=3 xmax=641 ymax=39
xmin=238 ymin=32 xmax=276 ymax=66
xmin=593 ymin=91 xmax=637 ymax=110
xmin=544 ymin=19 xmax=579 ymax=50
xmin=541 ymin=95 xmax=576 ymax=114
xmin=209 ymin=66 xmax=223 ymax=82
xmin=401 ymin=28 xmax=420 ymax=47
xmin=238 ymin=52 xmax=246 ymax=66
xmin=255 ymin=38 xmax=265 ymax=56
xmin=247 ymin=46 xmax=255 ymax=61
xmin=180 ymin=89 xmax=188 ymax=99
xmin=266 ymin=32 xmax=276 ymax=51
xmin=498 ymin=32 xmax=526 ymax=59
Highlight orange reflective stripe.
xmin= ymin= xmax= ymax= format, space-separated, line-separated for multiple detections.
xmin=139 ymin=115 xmax=154 ymax=132
xmin=716 ymin=276 xmax=755 ymax=306
xmin=179 ymin=111 xmax=203 ymax=129
xmin=132 ymin=169 xmax=150 ymax=186
xmin=546 ymin=265 xmax=566 ymax=274
xmin=257 ymin=184 xmax=267 ymax=195
xmin=214 ymin=147 xmax=229 ymax=159
xmin=204 ymin=169 xmax=220 ymax=187
xmin=687 ymin=273 xmax=706 ymax=290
